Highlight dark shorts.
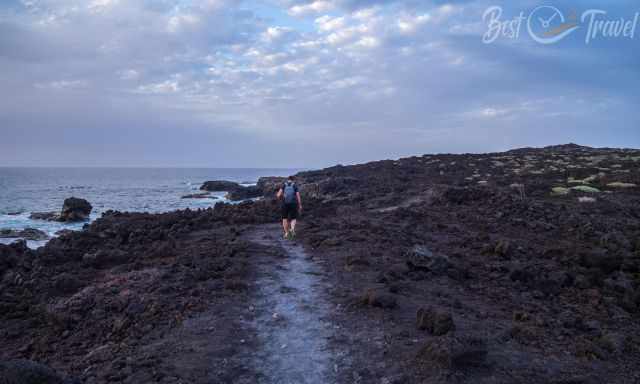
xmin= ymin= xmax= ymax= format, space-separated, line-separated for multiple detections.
xmin=281 ymin=203 xmax=298 ymax=220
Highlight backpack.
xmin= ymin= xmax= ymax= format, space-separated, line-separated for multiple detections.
xmin=283 ymin=182 xmax=297 ymax=204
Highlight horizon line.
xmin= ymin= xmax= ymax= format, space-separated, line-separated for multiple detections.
xmin=0 ymin=166 xmax=307 ymax=170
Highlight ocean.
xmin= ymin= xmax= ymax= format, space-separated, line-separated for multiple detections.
xmin=0 ymin=167 xmax=299 ymax=248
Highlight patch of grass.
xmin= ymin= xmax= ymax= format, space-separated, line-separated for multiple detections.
xmin=571 ymin=186 xmax=601 ymax=193
xmin=551 ymin=187 xmax=570 ymax=195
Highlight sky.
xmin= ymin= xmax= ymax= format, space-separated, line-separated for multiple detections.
xmin=0 ymin=0 xmax=639 ymax=167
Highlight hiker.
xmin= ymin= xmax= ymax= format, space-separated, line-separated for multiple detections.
xmin=277 ymin=176 xmax=302 ymax=239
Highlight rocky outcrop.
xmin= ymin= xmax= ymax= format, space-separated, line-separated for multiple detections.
xmin=181 ymin=192 xmax=214 ymax=199
xmin=200 ymin=180 xmax=243 ymax=192
xmin=0 ymin=228 xmax=49 ymax=241
xmin=29 ymin=198 xmax=92 ymax=222
xmin=60 ymin=197 xmax=92 ymax=221
xmin=29 ymin=212 xmax=59 ymax=221
xmin=0 ymin=204 xmax=278 ymax=383
xmin=200 ymin=180 xmax=265 ymax=201
xmin=257 ymin=177 xmax=286 ymax=197
xmin=226 ymin=186 xmax=262 ymax=201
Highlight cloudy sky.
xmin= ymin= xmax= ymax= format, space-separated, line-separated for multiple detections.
xmin=1 ymin=0 xmax=639 ymax=167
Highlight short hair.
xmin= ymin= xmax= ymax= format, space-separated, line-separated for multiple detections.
xmin=288 ymin=175 xmax=294 ymax=181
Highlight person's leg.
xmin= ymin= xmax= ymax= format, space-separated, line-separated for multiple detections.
xmin=281 ymin=202 xmax=289 ymax=237
xmin=289 ymin=204 xmax=298 ymax=237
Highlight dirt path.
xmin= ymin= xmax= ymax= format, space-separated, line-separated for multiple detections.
xmin=243 ymin=223 xmax=343 ymax=384
xmin=103 ymin=223 xmax=346 ymax=384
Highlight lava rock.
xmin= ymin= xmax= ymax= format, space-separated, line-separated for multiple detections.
xmin=0 ymin=228 xmax=49 ymax=241
xmin=52 ymin=273 xmax=84 ymax=295
xmin=579 ymin=248 xmax=621 ymax=273
xmin=82 ymin=249 xmax=129 ymax=268
xmin=60 ymin=197 xmax=92 ymax=222
xmin=226 ymin=186 xmax=262 ymax=201
xmin=416 ymin=307 xmax=455 ymax=335
xmin=417 ymin=336 xmax=488 ymax=370
xmin=200 ymin=180 xmax=243 ymax=192
xmin=29 ymin=212 xmax=60 ymax=221
xmin=257 ymin=177 xmax=286 ymax=197
xmin=181 ymin=192 xmax=213 ymax=199
xmin=362 ymin=288 xmax=397 ymax=309
xmin=0 ymin=359 xmax=79 ymax=384
xmin=405 ymin=245 xmax=451 ymax=274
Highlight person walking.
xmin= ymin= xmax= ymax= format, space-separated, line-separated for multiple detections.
xmin=277 ymin=176 xmax=302 ymax=239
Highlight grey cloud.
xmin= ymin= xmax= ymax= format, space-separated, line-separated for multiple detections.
xmin=0 ymin=0 xmax=638 ymax=168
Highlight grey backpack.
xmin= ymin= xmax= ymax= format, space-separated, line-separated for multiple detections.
xmin=283 ymin=182 xmax=296 ymax=204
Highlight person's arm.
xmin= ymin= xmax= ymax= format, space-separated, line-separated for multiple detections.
xmin=296 ymin=191 xmax=302 ymax=212
xmin=276 ymin=187 xmax=283 ymax=200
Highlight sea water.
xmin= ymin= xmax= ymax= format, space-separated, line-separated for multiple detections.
xmin=0 ymin=167 xmax=299 ymax=248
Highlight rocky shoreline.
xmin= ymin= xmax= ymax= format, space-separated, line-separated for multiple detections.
xmin=1 ymin=144 xmax=639 ymax=383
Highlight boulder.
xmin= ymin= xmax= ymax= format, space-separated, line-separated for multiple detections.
xmin=362 ymin=288 xmax=397 ymax=309
xmin=0 ymin=228 xmax=49 ymax=241
xmin=416 ymin=307 xmax=455 ymax=335
xmin=226 ymin=186 xmax=262 ymax=201
xmin=54 ymin=229 xmax=74 ymax=237
xmin=199 ymin=180 xmax=263 ymax=201
xmin=60 ymin=197 xmax=92 ymax=222
xmin=257 ymin=177 xmax=286 ymax=197
xmin=82 ymin=249 xmax=129 ymax=268
xmin=405 ymin=245 xmax=451 ymax=274
xmin=29 ymin=212 xmax=60 ymax=221
xmin=200 ymin=180 xmax=243 ymax=192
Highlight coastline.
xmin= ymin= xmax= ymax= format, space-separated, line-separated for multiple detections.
xmin=1 ymin=144 xmax=640 ymax=383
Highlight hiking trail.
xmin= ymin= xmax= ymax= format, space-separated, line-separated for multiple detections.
xmin=243 ymin=223 xmax=343 ymax=384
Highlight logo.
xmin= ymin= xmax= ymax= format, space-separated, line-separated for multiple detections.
xmin=527 ymin=6 xmax=580 ymax=44
xmin=483 ymin=5 xmax=639 ymax=45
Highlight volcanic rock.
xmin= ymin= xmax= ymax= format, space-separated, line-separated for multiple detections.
xmin=257 ymin=177 xmax=286 ymax=197
xmin=181 ymin=192 xmax=213 ymax=199
xmin=60 ymin=197 xmax=92 ymax=222
xmin=416 ymin=336 xmax=487 ymax=370
xmin=226 ymin=185 xmax=262 ymax=201
xmin=405 ymin=245 xmax=451 ymax=274
xmin=0 ymin=359 xmax=79 ymax=384
xmin=30 ymin=198 xmax=92 ymax=222
xmin=362 ymin=288 xmax=397 ymax=309
xmin=200 ymin=180 xmax=243 ymax=192
xmin=416 ymin=307 xmax=455 ymax=335
xmin=29 ymin=212 xmax=60 ymax=221
xmin=0 ymin=228 xmax=49 ymax=241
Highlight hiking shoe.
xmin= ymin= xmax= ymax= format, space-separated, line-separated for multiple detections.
xmin=290 ymin=229 xmax=296 ymax=239
xmin=283 ymin=232 xmax=289 ymax=240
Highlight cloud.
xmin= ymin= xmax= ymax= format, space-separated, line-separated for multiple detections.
xmin=0 ymin=0 xmax=638 ymax=167
xmin=34 ymin=80 xmax=89 ymax=90
xmin=315 ymin=15 xmax=345 ymax=32
xmin=288 ymin=1 xmax=335 ymax=17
